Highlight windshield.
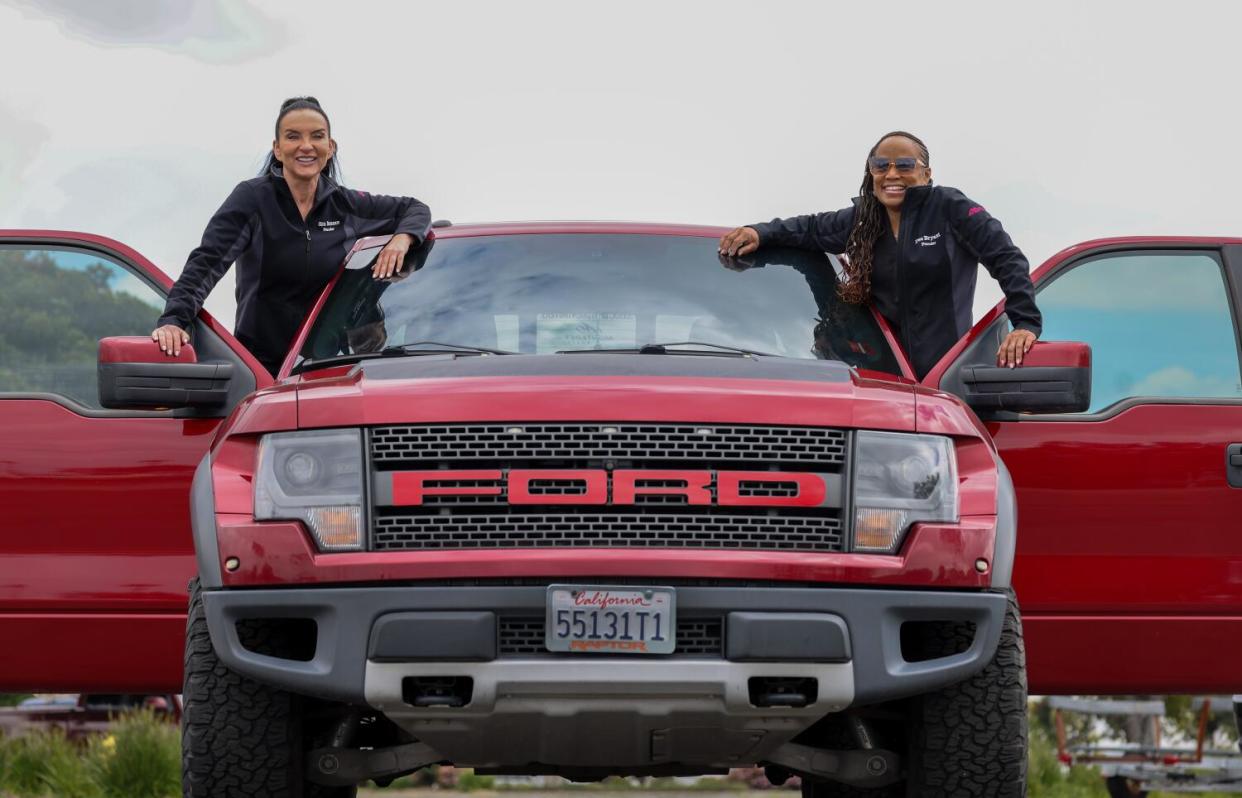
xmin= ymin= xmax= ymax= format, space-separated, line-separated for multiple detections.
xmin=295 ymin=234 xmax=900 ymax=374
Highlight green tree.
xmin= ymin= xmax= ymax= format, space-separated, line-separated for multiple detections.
xmin=0 ymin=250 xmax=159 ymax=407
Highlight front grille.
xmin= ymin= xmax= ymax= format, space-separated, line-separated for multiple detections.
xmin=498 ymin=616 xmax=723 ymax=657
xmin=372 ymin=423 xmax=847 ymax=466
xmin=369 ymin=422 xmax=848 ymax=553
xmin=374 ymin=513 xmax=844 ymax=551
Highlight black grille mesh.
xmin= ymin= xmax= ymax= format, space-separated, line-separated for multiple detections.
xmin=374 ymin=513 xmax=843 ymax=551
xmin=527 ymin=479 xmax=590 ymax=495
xmin=738 ymin=481 xmax=799 ymax=497
xmin=498 ymin=616 xmax=723 ymax=657
xmin=371 ymin=423 xmax=847 ymax=465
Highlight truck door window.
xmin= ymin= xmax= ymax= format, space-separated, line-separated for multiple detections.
xmin=1035 ymin=251 xmax=1242 ymax=413
xmin=0 ymin=247 xmax=164 ymax=409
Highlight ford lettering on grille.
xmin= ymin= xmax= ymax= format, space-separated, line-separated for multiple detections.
xmin=385 ymin=469 xmax=835 ymax=508
xmin=368 ymin=423 xmax=848 ymax=552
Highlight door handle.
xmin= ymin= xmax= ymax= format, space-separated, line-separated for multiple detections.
xmin=1229 ymin=444 xmax=1242 ymax=488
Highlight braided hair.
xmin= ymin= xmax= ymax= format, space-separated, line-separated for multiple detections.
xmin=839 ymin=130 xmax=930 ymax=304
xmin=261 ymin=96 xmax=341 ymax=182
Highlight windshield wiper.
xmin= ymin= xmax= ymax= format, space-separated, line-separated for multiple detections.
xmin=295 ymin=340 xmax=516 ymax=372
xmin=557 ymin=341 xmax=775 ymax=358
xmin=380 ymin=341 xmax=517 ymax=356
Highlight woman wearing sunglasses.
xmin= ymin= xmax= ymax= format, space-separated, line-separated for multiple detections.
xmin=718 ymin=130 xmax=1039 ymax=379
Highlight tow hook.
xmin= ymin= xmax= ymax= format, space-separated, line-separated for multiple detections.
xmin=306 ymin=741 xmax=441 ymax=786
xmin=765 ymin=741 xmax=902 ymax=788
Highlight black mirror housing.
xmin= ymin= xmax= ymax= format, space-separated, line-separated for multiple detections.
xmin=959 ymin=341 xmax=1092 ymax=416
xmin=97 ymin=336 xmax=234 ymax=410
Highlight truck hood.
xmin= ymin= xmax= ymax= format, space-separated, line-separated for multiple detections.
xmin=293 ymin=354 xmax=918 ymax=431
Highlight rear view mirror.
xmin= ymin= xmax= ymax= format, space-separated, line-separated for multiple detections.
xmin=959 ymin=341 xmax=1091 ymax=415
xmin=98 ymin=336 xmax=233 ymax=410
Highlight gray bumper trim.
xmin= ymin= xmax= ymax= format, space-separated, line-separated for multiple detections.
xmin=202 ymin=585 xmax=1007 ymax=706
xmin=369 ymin=611 xmax=497 ymax=661
xmin=726 ymin=612 xmax=850 ymax=662
xmin=991 ymin=450 xmax=1018 ymax=589
xmin=190 ymin=455 xmax=222 ymax=589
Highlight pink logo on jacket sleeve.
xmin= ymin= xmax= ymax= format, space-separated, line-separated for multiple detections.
xmin=968 ymin=206 xmax=985 ymax=217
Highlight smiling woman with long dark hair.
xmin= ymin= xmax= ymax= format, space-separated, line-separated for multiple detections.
xmin=719 ymin=130 xmax=1041 ymax=379
xmin=151 ymin=96 xmax=431 ymax=375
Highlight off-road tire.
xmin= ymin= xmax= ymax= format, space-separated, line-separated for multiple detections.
xmin=905 ymin=590 xmax=1028 ymax=796
xmin=182 ymin=577 xmax=357 ymax=798
xmin=802 ymin=590 xmax=1027 ymax=798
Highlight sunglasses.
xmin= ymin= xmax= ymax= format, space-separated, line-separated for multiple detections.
xmin=868 ymin=156 xmax=925 ymax=175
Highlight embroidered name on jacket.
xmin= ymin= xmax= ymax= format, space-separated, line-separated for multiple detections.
xmin=914 ymin=232 xmax=942 ymax=247
xmin=318 ymin=219 xmax=341 ymax=232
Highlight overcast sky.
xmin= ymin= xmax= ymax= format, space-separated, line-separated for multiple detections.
xmin=1 ymin=0 xmax=1238 ymax=328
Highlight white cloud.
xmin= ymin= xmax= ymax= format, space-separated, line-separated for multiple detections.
xmin=0 ymin=0 xmax=285 ymax=63
xmin=0 ymin=102 xmax=49 ymax=215
xmin=1130 ymin=366 xmax=1242 ymax=399
xmin=14 ymin=152 xmax=249 ymax=324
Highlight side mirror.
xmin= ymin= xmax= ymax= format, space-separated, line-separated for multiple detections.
xmin=98 ymin=336 xmax=233 ymax=410
xmin=959 ymin=341 xmax=1091 ymax=415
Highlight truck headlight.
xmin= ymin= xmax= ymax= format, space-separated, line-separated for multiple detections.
xmin=852 ymin=431 xmax=958 ymax=553
xmin=254 ymin=429 xmax=366 ymax=551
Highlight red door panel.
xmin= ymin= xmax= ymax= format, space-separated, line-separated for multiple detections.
xmin=995 ymin=405 xmax=1242 ymax=612
xmin=989 ymin=404 xmax=1242 ymax=693
xmin=0 ymin=400 xmax=218 ymax=690
xmin=1023 ymin=617 xmax=1242 ymax=694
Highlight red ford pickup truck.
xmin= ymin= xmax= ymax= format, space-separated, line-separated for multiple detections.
xmin=1 ymin=225 xmax=1240 ymax=797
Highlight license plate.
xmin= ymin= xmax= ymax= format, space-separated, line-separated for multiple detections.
xmin=545 ymin=585 xmax=676 ymax=654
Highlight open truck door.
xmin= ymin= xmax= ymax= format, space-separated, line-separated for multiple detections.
xmin=0 ymin=231 xmax=271 ymax=691
xmin=925 ymin=238 xmax=1242 ymax=694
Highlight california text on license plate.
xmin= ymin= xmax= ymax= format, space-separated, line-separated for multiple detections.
xmin=545 ymin=585 xmax=676 ymax=654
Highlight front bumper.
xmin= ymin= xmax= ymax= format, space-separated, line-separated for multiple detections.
xmin=203 ymin=584 xmax=1006 ymax=768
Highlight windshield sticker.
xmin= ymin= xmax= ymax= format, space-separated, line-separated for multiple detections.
xmin=536 ymin=313 xmax=636 ymax=353
xmin=494 ymin=315 xmax=520 ymax=352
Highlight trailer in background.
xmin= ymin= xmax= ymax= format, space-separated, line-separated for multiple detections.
xmin=1050 ymin=696 xmax=1242 ymax=796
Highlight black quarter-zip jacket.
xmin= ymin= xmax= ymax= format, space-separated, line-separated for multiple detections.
xmin=751 ymin=184 xmax=1041 ymax=379
xmin=157 ymin=167 xmax=431 ymax=374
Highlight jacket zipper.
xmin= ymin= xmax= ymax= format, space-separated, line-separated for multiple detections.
xmin=896 ymin=211 xmax=913 ymax=361
xmin=304 ymin=181 xmax=334 ymax=258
